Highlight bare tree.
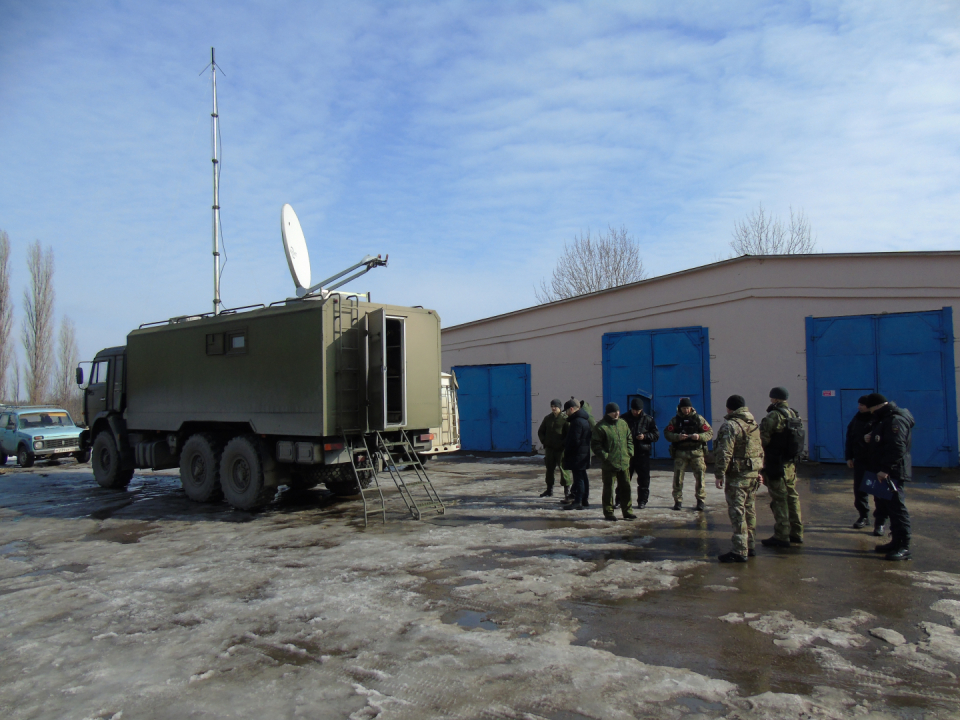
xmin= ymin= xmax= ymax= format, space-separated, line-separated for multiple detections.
xmin=0 ymin=231 xmax=13 ymax=397
xmin=730 ymin=204 xmax=817 ymax=256
xmin=535 ymin=225 xmax=647 ymax=303
xmin=54 ymin=317 xmax=81 ymax=419
xmin=9 ymin=356 xmax=21 ymax=404
xmin=22 ymin=241 xmax=55 ymax=404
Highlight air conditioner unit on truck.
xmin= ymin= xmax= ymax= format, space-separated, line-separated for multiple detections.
xmin=76 ymin=296 xmax=443 ymax=511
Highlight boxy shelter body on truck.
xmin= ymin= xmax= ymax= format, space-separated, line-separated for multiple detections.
xmin=81 ymin=295 xmax=442 ymax=510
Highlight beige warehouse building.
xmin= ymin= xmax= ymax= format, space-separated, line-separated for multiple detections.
xmin=441 ymin=252 xmax=960 ymax=468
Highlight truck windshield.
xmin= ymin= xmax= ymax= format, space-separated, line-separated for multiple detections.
xmin=18 ymin=412 xmax=75 ymax=429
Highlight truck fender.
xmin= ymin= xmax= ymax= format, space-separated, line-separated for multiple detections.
xmin=105 ymin=414 xmax=135 ymax=471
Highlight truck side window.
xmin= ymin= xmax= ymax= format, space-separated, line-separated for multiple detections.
xmin=91 ymin=360 xmax=109 ymax=384
xmin=227 ymin=331 xmax=246 ymax=355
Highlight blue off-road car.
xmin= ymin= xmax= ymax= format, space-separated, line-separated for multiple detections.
xmin=0 ymin=406 xmax=88 ymax=468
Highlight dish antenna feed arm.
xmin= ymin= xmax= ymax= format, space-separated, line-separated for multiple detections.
xmin=297 ymin=254 xmax=389 ymax=298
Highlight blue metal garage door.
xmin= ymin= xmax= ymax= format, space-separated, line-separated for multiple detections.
xmin=602 ymin=327 xmax=712 ymax=459
xmin=805 ymin=308 xmax=958 ymax=467
xmin=450 ymin=364 xmax=532 ymax=452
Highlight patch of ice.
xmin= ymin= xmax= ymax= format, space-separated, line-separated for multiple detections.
xmin=931 ymin=598 xmax=960 ymax=628
xmin=704 ymin=585 xmax=739 ymax=592
xmin=918 ymin=622 xmax=960 ymax=664
xmin=747 ymin=610 xmax=873 ymax=651
xmin=889 ymin=569 xmax=960 ymax=594
xmin=868 ymin=627 xmax=906 ymax=646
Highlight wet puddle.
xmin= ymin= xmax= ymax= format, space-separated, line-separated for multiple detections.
xmin=83 ymin=522 xmax=160 ymax=544
xmin=22 ymin=563 xmax=89 ymax=577
xmin=441 ymin=609 xmax=499 ymax=631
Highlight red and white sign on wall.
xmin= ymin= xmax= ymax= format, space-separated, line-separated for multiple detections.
xmin=822 ymin=390 xmax=836 ymax=397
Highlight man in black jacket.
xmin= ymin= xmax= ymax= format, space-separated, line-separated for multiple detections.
xmin=622 ymin=397 xmax=659 ymax=509
xmin=562 ymin=400 xmax=592 ymax=511
xmin=864 ymin=393 xmax=914 ymax=561
xmin=846 ymin=395 xmax=887 ymax=535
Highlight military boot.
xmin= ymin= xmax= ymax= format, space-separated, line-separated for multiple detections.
xmin=852 ymin=516 xmax=869 ymax=529
xmin=873 ymin=521 xmax=886 ymax=537
xmin=695 ymin=499 xmax=705 ymax=512
xmin=540 ymin=487 xmax=553 ymax=497
xmin=761 ymin=536 xmax=791 ymax=548
xmin=885 ymin=546 xmax=911 ymax=561
xmin=672 ymin=501 xmax=682 ymax=511
xmin=874 ymin=541 xmax=897 ymax=554
xmin=563 ymin=486 xmax=570 ymax=499
xmin=718 ymin=551 xmax=747 ymax=563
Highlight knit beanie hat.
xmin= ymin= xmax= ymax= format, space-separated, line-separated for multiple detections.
xmin=769 ymin=386 xmax=789 ymax=401
xmin=563 ymin=399 xmax=578 ymax=411
xmin=605 ymin=402 xmax=620 ymax=414
xmin=630 ymin=397 xmax=643 ymax=411
xmin=726 ymin=394 xmax=746 ymax=411
xmin=678 ymin=397 xmax=693 ymax=409
xmin=864 ymin=392 xmax=888 ymax=407
xmin=550 ymin=398 xmax=562 ymax=408
xmin=857 ymin=395 xmax=870 ymax=406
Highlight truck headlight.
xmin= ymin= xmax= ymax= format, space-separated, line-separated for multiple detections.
xmin=33 ymin=440 xmax=43 ymax=450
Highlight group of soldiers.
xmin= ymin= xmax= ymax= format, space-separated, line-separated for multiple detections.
xmin=537 ymin=386 xmax=915 ymax=563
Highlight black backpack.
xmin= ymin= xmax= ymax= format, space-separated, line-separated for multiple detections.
xmin=775 ymin=406 xmax=806 ymax=462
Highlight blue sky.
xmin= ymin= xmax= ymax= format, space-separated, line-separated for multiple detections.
xmin=1 ymin=1 xmax=958 ymax=361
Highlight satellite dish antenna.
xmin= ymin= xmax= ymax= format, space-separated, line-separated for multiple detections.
xmin=281 ymin=203 xmax=311 ymax=292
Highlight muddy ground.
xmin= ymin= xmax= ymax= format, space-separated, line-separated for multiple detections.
xmin=1 ymin=455 xmax=959 ymax=719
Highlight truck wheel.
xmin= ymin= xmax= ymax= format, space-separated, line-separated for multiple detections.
xmin=92 ymin=432 xmax=133 ymax=488
xmin=74 ymin=450 xmax=91 ymax=464
xmin=323 ymin=464 xmax=373 ymax=496
xmin=17 ymin=445 xmax=35 ymax=468
xmin=220 ymin=435 xmax=276 ymax=511
xmin=180 ymin=434 xmax=223 ymax=503
xmin=0 ymin=452 xmax=6 ymax=465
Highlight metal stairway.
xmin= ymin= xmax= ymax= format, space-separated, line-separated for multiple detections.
xmin=374 ymin=430 xmax=445 ymax=520
xmin=344 ymin=433 xmax=387 ymax=527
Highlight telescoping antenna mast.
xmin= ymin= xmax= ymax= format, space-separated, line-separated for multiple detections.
xmin=202 ymin=47 xmax=224 ymax=315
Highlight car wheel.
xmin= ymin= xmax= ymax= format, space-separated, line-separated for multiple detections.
xmin=219 ymin=435 xmax=276 ymax=511
xmin=17 ymin=446 xmax=34 ymax=468
xmin=179 ymin=433 xmax=223 ymax=502
xmin=73 ymin=450 xmax=91 ymax=464
xmin=92 ymin=432 xmax=133 ymax=488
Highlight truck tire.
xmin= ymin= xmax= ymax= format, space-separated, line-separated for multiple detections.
xmin=74 ymin=450 xmax=91 ymax=464
xmin=220 ymin=435 xmax=276 ymax=511
xmin=17 ymin=446 xmax=34 ymax=468
xmin=180 ymin=434 xmax=223 ymax=503
xmin=92 ymin=432 xmax=133 ymax=488
xmin=323 ymin=464 xmax=373 ymax=496
xmin=0 ymin=452 xmax=7 ymax=465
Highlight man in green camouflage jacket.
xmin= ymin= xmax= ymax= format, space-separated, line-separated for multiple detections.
xmin=664 ymin=398 xmax=713 ymax=511
xmin=759 ymin=386 xmax=803 ymax=548
xmin=537 ymin=399 xmax=571 ymax=497
xmin=714 ymin=395 xmax=764 ymax=563
xmin=590 ymin=402 xmax=636 ymax=521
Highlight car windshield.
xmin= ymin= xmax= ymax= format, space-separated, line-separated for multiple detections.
xmin=18 ymin=412 xmax=75 ymax=429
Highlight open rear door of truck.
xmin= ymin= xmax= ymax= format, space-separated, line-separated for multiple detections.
xmin=366 ymin=308 xmax=386 ymax=431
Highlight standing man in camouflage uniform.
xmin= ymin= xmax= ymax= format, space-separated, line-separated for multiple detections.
xmin=714 ymin=395 xmax=764 ymax=563
xmin=591 ymin=402 xmax=635 ymax=521
xmin=664 ymin=398 xmax=713 ymax=511
xmin=759 ymin=386 xmax=803 ymax=548
xmin=537 ymin=399 xmax=571 ymax=498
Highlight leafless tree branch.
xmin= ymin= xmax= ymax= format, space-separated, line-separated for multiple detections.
xmin=0 ymin=231 xmax=13 ymax=398
xmin=535 ymin=225 xmax=647 ymax=303
xmin=730 ymin=204 xmax=817 ymax=256
xmin=22 ymin=240 xmax=55 ymax=404
xmin=54 ymin=317 xmax=81 ymax=419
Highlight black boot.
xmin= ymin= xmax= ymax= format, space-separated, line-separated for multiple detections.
xmin=540 ymin=487 xmax=553 ymax=497
xmin=695 ymin=499 xmax=705 ymax=512
xmin=672 ymin=501 xmax=682 ymax=511
xmin=886 ymin=546 xmax=911 ymax=561
xmin=718 ymin=551 xmax=747 ymax=563
xmin=874 ymin=541 xmax=897 ymax=553
xmin=563 ymin=486 xmax=570 ymax=499
xmin=852 ymin=516 xmax=869 ymax=529
xmin=761 ymin=536 xmax=791 ymax=548
xmin=873 ymin=521 xmax=886 ymax=537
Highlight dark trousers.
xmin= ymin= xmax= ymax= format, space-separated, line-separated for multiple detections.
xmin=853 ymin=460 xmax=888 ymax=523
xmin=876 ymin=489 xmax=911 ymax=548
xmin=630 ymin=452 xmax=651 ymax=505
xmin=571 ymin=468 xmax=590 ymax=504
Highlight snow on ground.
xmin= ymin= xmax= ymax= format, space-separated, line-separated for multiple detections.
xmin=0 ymin=460 xmax=958 ymax=718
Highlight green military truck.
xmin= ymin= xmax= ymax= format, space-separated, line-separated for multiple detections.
xmin=78 ymin=295 xmax=442 ymax=511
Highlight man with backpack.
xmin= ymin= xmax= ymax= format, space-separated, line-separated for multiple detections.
xmin=714 ymin=395 xmax=764 ymax=563
xmin=759 ymin=386 xmax=804 ymax=548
